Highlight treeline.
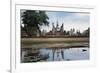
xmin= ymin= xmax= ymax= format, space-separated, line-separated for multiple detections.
xmin=63 ymin=28 xmax=90 ymax=37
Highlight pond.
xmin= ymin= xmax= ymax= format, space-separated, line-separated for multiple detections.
xmin=21 ymin=47 xmax=89 ymax=63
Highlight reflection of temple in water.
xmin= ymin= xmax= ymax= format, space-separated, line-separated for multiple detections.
xmin=52 ymin=49 xmax=64 ymax=61
xmin=21 ymin=47 xmax=89 ymax=62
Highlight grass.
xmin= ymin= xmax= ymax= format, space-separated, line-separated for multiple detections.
xmin=21 ymin=37 xmax=89 ymax=45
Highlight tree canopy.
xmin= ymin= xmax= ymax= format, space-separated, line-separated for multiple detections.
xmin=82 ymin=28 xmax=90 ymax=37
xmin=21 ymin=10 xmax=49 ymax=37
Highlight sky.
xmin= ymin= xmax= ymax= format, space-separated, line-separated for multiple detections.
xmin=41 ymin=11 xmax=90 ymax=33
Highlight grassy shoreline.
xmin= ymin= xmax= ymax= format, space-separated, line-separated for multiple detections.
xmin=21 ymin=37 xmax=89 ymax=48
xmin=21 ymin=40 xmax=89 ymax=45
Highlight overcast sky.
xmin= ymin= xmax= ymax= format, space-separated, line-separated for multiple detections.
xmin=41 ymin=11 xmax=90 ymax=33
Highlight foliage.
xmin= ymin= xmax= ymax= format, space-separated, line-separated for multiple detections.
xmin=21 ymin=10 xmax=49 ymax=37
xmin=76 ymin=30 xmax=81 ymax=36
xmin=82 ymin=28 xmax=90 ymax=37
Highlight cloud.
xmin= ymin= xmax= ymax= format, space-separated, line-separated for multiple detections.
xmin=42 ymin=11 xmax=90 ymax=32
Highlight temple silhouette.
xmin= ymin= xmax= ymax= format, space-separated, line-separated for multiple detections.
xmin=47 ymin=21 xmax=65 ymax=35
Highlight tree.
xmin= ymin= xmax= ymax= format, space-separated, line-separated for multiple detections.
xmin=63 ymin=30 xmax=66 ymax=35
xmin=76 ymin=30 xmax=81 ymax=36
xmin=66 ymin=31 xmax=70 ymax=35
xmin=21 ymin=10 xmax=49 ymax=37
xmin=82 ymin=28 xmax=90 ymax=37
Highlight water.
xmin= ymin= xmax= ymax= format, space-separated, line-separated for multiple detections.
xmin=21 ymin=47 xmax=89 ymax=63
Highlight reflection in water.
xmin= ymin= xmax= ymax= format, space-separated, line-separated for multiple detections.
xmin=21 ymin=48 xmax=49 ymax=63
xmin=51 ymin=49 xmax=64 ymax=61
xmin=21 ymin=48 xmax=89 ymax=63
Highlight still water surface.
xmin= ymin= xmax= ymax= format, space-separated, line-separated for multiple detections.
xmin=21 ymin=47 xmax=89 ymax=63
